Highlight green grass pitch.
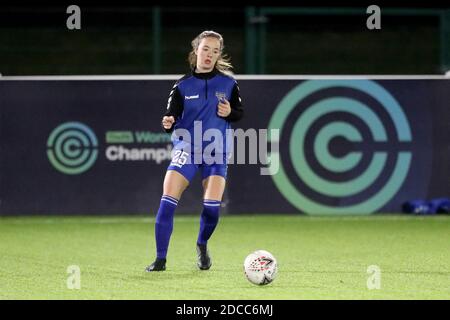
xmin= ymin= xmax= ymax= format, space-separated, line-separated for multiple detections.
xmin=0 ymin=215 xmax=449 ymax=299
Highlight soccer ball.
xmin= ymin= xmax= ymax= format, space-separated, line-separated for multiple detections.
xmin=243 ymin=250 xmax=278 ymax=285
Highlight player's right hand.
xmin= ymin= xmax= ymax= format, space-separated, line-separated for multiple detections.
xmin=162 ymin=116 xmax=175 ymax=129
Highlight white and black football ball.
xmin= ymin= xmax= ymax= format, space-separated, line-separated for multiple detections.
xmin=244 ymin=250 xmax=278 ymax=285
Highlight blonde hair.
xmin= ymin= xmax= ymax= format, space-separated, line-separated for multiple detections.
xmin=188 ymin=30 xmax=233 ymax=75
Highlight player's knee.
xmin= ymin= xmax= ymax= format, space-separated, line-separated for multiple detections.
xmin=162 ymin=176 xmax=186 ymax=200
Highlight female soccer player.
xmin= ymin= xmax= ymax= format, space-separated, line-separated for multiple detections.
xmin=146 ymin=30 xmax=244 ymax=271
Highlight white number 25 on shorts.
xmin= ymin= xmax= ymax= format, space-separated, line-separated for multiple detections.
xmin=171 ymin=150 xmax=189 ymax=168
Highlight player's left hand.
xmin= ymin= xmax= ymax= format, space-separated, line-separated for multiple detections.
xmin=217 ymin=98 xmax=231 ymax=117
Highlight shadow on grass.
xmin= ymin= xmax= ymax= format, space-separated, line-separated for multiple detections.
xmin=126 ymin=270 xmax=219 ymax=282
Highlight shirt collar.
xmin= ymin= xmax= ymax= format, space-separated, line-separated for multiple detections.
xmin=192 ymin=68 xmax=218 ymax=80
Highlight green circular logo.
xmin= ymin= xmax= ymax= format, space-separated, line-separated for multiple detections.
xmin=47 ymin=122 xmax=98 ymax=175
xmin=268 ymin=80 xmax=412 ymax=215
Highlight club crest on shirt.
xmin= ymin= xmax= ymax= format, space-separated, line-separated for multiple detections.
xmin=215 ymin=91 xmax=226 ymax=102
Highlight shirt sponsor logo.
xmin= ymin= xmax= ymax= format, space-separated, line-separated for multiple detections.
xmin=185 ymin=94 xmax=199 ymax=100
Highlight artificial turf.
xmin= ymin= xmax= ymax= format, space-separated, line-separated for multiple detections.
xmin=0 ymin=215 xmax=449 ymax=299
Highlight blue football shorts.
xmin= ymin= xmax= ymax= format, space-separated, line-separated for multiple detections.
xmin=167 ymin=150 xmax=228 ymax=182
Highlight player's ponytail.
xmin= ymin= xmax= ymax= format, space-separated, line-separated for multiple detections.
xmin=188 ymin=30 xmax=234 ymax=76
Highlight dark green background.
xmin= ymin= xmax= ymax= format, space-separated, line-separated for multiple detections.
xmin=0 ymin=6 xmax=446 ymax=75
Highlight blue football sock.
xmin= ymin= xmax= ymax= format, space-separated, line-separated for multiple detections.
xmin=197 ymin=199 xmax=221 ymax=246
xmin=155 ymin=195 xmax=179 ymax=259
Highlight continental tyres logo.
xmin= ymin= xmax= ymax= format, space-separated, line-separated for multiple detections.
xmin=268 ymin=80 xmax=413 ymax=215
xmin=47 ymin=122 xmax=98 ymax=175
